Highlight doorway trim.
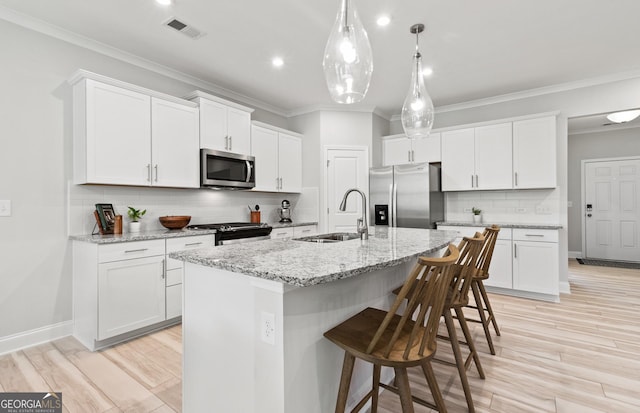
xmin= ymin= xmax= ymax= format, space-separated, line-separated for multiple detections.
xmin=580 ymin=155 xmax=640 ymax=259
xmin=322 ymin=145 xmax=370 ymax=233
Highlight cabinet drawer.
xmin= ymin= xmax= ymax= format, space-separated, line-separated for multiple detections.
xmin=512 ymin=228 xmax=558 ymax=243
xmin=438 ymin=225 xmax=512 ymax=241
xmin=293 ymin=225 xmax=318 ymax=237
xmin=166 ymin=267 xmax=183 ymax=286
xmin=99 ymin=239 xmax=165 ymax=263
xmin=166 ymin=235 xmax=215 ymax=253
xmin=271 ymin=227 xmax=294 ymax=239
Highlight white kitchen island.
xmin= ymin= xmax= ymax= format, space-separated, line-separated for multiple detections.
xmin=170 ymin=227 xmax=457 ymax=413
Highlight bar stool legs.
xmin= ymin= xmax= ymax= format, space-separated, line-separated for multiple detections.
xmin=469 ymin=278 xmax=501 ymax=355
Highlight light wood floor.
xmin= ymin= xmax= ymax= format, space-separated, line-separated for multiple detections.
xmin=1 ymin=260 xmax=639 ymax=412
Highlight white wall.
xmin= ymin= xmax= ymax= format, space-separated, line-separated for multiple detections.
xmin=567 ymin=127 xmax=640 ymax=254
xmin=0 ymin=18 xmax=301 ymax=342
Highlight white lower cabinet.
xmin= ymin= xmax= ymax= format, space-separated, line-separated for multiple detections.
xmin=98 ymin=255 xmax=166 ymax=340
xmin=73 ymin=234 xmax=215 ymax=351
xmin=512 ymin=229 xmax=559 ymax=295
xmin=437 ymin=225 xmax=559 ymax=299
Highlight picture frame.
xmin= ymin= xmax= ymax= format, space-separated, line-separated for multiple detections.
xmin=95 ymin=203 xmax=116 ymax=234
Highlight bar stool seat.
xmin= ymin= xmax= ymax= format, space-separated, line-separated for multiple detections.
xmin=324 ymin=245 xmax=460 ymax=413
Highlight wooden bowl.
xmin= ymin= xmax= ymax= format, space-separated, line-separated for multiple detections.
xmin=159 ymin=215 xmax=191 ymax=229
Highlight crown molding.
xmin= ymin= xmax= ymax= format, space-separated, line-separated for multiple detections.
xmin=0 ymin=5 xmax=289 ymax=117
xmin=389 ymin=70 xmax=640 ymax=120
xmin=569 ymin=122 xmax=640 ymax=136
xmin=286 ymin=103 xmax=381 ymax=118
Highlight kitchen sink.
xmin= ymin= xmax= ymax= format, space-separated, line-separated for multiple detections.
xmin=294 ymin=232 xmax=361 ymax=243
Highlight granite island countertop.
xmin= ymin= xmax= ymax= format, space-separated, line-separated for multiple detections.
xmin=170 ymin=227 xmax=458 ymax=287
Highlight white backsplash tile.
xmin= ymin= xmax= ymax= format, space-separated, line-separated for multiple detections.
xmin=69 ymin=183 xmax=319 ymax=235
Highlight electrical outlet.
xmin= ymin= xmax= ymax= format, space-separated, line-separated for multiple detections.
xmin=0 ymin=200 xmax=11 ymax=217
xmin=516 ymin=207 xmax=527 ymax=213
xmin=261 ymin=311 xmax=275 ymax=345
xmin=463 ymin=207 xmax=472 ymax=213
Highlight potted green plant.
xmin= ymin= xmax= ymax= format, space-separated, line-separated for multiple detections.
xmin=127 ymin=206 xmax=146 ymax=233
xmin=472 ymin=207 xmax=482 ymax=224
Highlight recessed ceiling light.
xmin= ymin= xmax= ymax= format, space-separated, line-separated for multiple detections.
xmin=376 ymin=15 xmax=391 ymax=27
xmin=272 ymin=57 xmax=284 ymax=68
xmin=156 ymin=0 xmax=172 ymax=5
xmin=422 ymin=67 xmax=433 ymax=77
xmin=606 ymin=109 xmax=640 ymax=123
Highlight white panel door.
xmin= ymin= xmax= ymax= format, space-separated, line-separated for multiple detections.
xmin=98 ymin=256 xmax=166 ymax=340
xmin=326 ymin=148 xmax=369 ymax=232
xmin=151 ymin=98 xmax=200 ymax=188
xmin=474 ymin=123 xmax=512 ymax=190
xmin=585 ymin=158 xmax=640 ymax=262
xmin=278 ymin=133 xmax=302 ymax=193
xmin=226 ymin=107 xmax=251 ymax=155
xmin=382 ymin=136 xmax=411 ymax=166
xmin=85 ymin=79 xmax=151 ymax=185
xmin=412 ymin=133 xmax=441 ymax=164
xmin=251 ymin=125 xmax=279 ymax=191
xmin=441 ymin=128 xmax=475 ymax=191
xmin=513 ymin=116 xmax=557 ymax=188
xmin=198 ymin=99 xmax=228 ymax=151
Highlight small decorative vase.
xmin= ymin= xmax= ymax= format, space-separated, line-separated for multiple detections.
xmin=472 ymin=214 xmax=482 ymax=224
xmin=129 ymin=221 xmax=141 ymax=233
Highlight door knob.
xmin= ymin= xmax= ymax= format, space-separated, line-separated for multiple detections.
xmin=587 ymin=213 xmax=592 ymax=217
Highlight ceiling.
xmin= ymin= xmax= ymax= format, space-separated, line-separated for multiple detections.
xmin=2 ymin=0 xmax=640 ymax=118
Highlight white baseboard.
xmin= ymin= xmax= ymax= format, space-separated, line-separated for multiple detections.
xmin=559 ymin=281 xmax=571 ymax=294
xmin=0 ymin=321 xmax=73 ymax=356
xmin=568 ymin=251 xmax=582 ymax=259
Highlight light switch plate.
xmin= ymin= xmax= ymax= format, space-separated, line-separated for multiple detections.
xmin=0 ymin=200 xmax=10 ymax=217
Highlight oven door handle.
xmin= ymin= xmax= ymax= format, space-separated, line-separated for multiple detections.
xmin=219 ymin=235 xmax=271 ymax=245
xmin=246 ymin=161 xmax=253 ymax=183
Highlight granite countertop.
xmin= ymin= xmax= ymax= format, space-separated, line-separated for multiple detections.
xmin=437 ymin=221 xmax=563 ymax=230
xmin=169 ymin=227 xmax=458 ymax=287
xmin=270 ymin=221 xmax=318 ymax=229
xmin=69 ymin=228 xmax=218 ymax=244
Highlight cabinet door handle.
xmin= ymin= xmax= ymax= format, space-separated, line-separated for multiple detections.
xmin=185 ymin=242 xmax=203 ymax=246
xmin=154 ymin=164 xmax=158 ymax=182
xmin=524 ymin=234 xmax=545 ymax=237
xmin=471 ymin=175 xmax=474 ymax=188
xmin=162 ymin=259 xmax=165 ymax=279
xmin=408 ymin=151 xmax=411 ymax=162
xmin=514 ymin=243 xmax=517 ymax=258
xmin=147 ymin=164 xmax=151 ymax=182
xmin=125 ymin=248 xmax=148 ymax=253
xmin=229 ymin=136 xmax=232 ymax=151
xmin=515 ymin=172 xmax=518 ymax=186
xmin=225 ymin=136 xmax=229 ymax=150
xmin=475 ymin=175 xmax=479 ymax=187
xmin=276 ymin=177 xmax=280 ymax=189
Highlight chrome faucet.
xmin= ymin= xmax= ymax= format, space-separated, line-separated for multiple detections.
xmin=339 ymin=188 xmax=368 ymax=240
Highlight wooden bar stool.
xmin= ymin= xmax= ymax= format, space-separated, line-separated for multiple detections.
xmin=324 ymin=244 xmax=460 ymax=413
xmin=435 ymin=233 xmax=485 ymax=413
xmin=464 ymin=225 xmax=501 ymax=355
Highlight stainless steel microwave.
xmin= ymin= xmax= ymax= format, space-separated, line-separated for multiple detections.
xmin=200 ymin=149 xmax=255 ymax=189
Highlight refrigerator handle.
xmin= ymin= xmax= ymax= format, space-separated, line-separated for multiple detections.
xmin=392 ymin=183 xmax=398 ymax=227
xmin=387 ymin=183 xmax=393 ymax=227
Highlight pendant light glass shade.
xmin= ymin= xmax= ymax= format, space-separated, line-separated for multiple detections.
xmin=401 ymin=24 xmax=434 ymax=139
xmin=322 ymin=0 xmax=373 ymax=104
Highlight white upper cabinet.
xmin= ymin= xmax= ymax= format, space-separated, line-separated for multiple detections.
xmin=251 ymin=122 xmax=302 ymax=193
xmin=151 ymin=98 xmax=200 ymax=188
xmin=185 ymin=91 xmax=253 ymax=155
xmin=441 ymin=114 xmax=557 ymax=191
xmin=71 ymin=73 xmax=200 ymax=188
xmin=513 ymin=116 xmax=557 ymax=189
xmin=441 ymin=128 xmax=476 ymax=190
xmin=474 ymin=122 xmax=513 ymax=190
xmin=382 ymin=133 xmax=441 ymax=166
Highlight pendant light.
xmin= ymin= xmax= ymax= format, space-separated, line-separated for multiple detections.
xmin=401 ymin=23 xmax=434 ymax=139
xmin=322 ymin=0 xmax=373 ymax=104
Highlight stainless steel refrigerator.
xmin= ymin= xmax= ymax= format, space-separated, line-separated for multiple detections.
xmin=369 ymin=163 xmax=444 ymax=229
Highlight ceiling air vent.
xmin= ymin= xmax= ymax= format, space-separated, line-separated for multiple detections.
xmin=164 ymin=17 xmax=205 ymax=39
